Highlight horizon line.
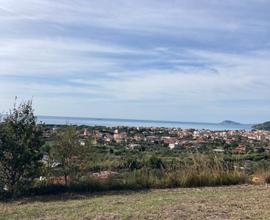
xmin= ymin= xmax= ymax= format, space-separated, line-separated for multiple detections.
xmin=37 ymin=115 xmax=254 ymax=126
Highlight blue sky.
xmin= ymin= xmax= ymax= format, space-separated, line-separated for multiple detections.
xmin=0 ymin=0 xmax=270 ymax=123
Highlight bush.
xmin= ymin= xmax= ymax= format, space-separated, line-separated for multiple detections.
xmin=148 ymin=156 xmax=165 ymax=169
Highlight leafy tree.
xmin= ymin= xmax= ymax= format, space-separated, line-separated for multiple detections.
xmin=50 ymin=126 xmax=81 ymax=186
xmin=0 ymin=100 xmax=44 ymax=196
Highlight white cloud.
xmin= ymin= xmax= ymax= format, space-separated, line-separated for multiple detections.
xmin=67 ymin=50 xmax=270 ymax=103
xmin=0 ymin=38 xmax=152 ymax=76
xmin=1 ymin=0 xmax=269 ymax=35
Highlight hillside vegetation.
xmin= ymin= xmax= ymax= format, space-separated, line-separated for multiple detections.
xmin=253 ymin=121 xmax=270 ymax=131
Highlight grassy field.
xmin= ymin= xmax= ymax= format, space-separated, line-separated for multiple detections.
xmin=1 ymin=185 xmax=270 ymax=220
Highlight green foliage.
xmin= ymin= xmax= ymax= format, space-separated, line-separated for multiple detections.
xmin=0 ymin=100 xmax=44 ymax=197
xmin=148 ymin=156 xmax=165 ymax=169
xmin=127 ymin=158 xmax=142 ymax=170
xmin=253 ymin=121 xmax=270 ymax=131
xmin=49 ymin=126 xmax=81 ymax=186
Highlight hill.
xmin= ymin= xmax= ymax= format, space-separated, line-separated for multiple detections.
xmin=1 ymin=185 xmax=270 ymax=220
xmin=219 ymin=120 xmax=241 ymax=125
xmin=253 ymin=121 xmax=270 ymax=131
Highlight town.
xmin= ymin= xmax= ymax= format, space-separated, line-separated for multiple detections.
xmin=44 ymin=124 xmax=270 ymax=155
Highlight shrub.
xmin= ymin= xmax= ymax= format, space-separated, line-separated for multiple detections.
xmin=148 ymin=156 xmax=165 ymax=169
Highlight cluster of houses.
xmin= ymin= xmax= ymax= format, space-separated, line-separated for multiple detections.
xmin=44 ymin=125 xmax=270 ymax=154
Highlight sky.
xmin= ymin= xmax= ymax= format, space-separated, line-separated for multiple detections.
xmin=0 ymin=0 xmax=270 ymax=123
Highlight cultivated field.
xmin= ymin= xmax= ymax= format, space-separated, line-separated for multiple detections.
xmin=1 ymin=185 xmax=270 ymax=220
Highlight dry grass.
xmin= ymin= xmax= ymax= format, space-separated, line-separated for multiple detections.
xmin=252 ymin=170 xmax=270 ymax=185
xmin=1 ymin=185 xmax=270 ymax=220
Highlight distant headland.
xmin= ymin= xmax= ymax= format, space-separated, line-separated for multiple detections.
xmin=219 ymin=120 xmax=241 ymax=125
xmin=253 ymin=121 xmax=270 ymax=131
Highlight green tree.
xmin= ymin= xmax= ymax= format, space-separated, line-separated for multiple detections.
xmin=50 ymin=126 xmax=81 ymax=186
xmin=0 ymin=100 xmax=44 ymax=197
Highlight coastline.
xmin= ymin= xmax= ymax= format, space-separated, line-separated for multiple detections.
xmin=37 ymin=115 xmax=253 ymax=131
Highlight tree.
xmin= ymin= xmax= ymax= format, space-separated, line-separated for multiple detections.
xmin=50 ymin=126 xmax=81 ymax=186
xmin=0 ymin=100 xmax=44 ymax=196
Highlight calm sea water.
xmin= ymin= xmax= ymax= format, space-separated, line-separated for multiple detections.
xmin=38 ymin=116 xmax=252 ymax=131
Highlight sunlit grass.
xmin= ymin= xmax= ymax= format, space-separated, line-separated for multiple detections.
xmin=1 ymin=185 xmax=270 ymax=220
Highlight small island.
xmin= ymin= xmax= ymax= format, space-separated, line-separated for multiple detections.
xmin=219 ymin=120 xmax=241 ymax=125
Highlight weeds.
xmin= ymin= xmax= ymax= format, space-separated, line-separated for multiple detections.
xmin=16 ymin=153 xmax=248 ymax=198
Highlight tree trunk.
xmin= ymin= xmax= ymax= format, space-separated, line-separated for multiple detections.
xmin=64 ymin=174 xmax=68 ymax=186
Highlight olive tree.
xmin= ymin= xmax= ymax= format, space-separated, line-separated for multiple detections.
xmin=0 ymin=100 xmax=44 ymax=196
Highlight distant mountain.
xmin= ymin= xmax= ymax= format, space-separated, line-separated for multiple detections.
xmin=252 ymin=121 xmax=270 ymax=131
xmin=219 ymin=120 xmax=241 ymax=125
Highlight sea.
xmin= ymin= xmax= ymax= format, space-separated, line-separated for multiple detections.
xmin=37 ymin=116 xmax=252 ymax=131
